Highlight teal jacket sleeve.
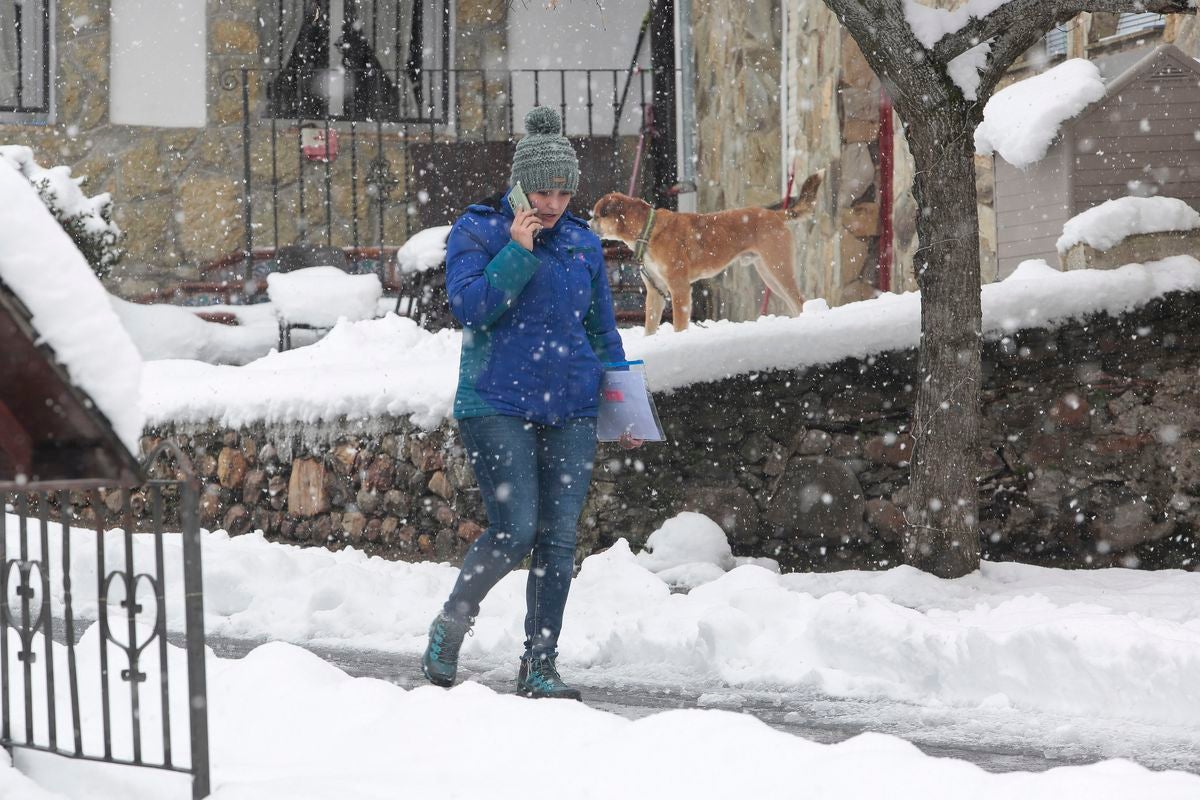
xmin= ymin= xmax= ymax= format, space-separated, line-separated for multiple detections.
xmin=583 ymin=248 xmax=627 ymax=364
xmin=445 ymin=220 xmax=540 ymax=329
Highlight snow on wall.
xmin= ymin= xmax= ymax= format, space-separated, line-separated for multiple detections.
xmin=1057 ymin=196 xmax=1200 ymax=254
xmin=0 ymin=161 xmax=144 ymax=452
xmin=141 ymin=256 xmax=1200 ymax=431
xmin=975 ymin=58 xmax=1106 ymax=168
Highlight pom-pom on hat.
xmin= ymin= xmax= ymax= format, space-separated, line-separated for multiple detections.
xmin=510 ymin=106 xmax=579 ymax=195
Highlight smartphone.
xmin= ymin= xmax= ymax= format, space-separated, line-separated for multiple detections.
xmin=509 ymin=181 xmax=532 ymax=214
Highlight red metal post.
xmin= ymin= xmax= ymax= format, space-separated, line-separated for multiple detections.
xmin=878 ymin=88 xmax=895 ymax=294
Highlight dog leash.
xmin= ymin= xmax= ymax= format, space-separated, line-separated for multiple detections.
xmin=632 ymin=208 xmax=670 ymax=303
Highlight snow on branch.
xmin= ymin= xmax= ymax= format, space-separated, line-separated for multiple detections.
xmin=929 ymin=0 xmax=1198 ymax=66
xmin=902 ymin=0 xmax=1012 ymax=50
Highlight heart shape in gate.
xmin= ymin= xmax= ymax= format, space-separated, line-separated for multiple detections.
xmin=3 ymin=558 xmax=46 ymax=636
xmin=101 ymin=571 xmax=162 ymax=657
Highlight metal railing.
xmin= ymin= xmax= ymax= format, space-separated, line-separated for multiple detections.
xmin=0 ymin=441 xmax=210 ymax=799
xmin=221 ymin=65 xmax=654 ymax=284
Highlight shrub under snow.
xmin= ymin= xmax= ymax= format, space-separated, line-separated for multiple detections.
xmin=0 ymin=145 xmax=123 ymax=279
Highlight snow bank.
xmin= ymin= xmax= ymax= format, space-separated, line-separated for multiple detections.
xmin=8 ymin=632 xmax=1200 ymax=800
xmin=111 ymin=296 xmax=279 ymax=366
xmin=396 ymin=225 xmax=451 ymax=274
xmin=266 ymin=266 xmax=382 ymax=328
xmin=1056 ymin=196 xmax=1200 ymax=254
xmin=0 ymin=160 xmax=144 ymax=452
xmin=141 ymin=314 xmax=460 ymax=429
xmin=15 ymin=514 xmax=1200 ymax=731
xmin=902 ymin=0 xmax=1011 ymax=49
xmin=976 ymin=58 xmax=1106 ymax=168
xmin=141 ymin=256 xmax=1200 ymax=429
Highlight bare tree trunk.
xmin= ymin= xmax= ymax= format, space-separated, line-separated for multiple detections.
xmin=903 ymin=115 xmax=983 ymax=578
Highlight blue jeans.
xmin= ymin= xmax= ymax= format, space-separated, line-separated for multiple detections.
xmin=445 ymin=414 xmax=597 ymax=659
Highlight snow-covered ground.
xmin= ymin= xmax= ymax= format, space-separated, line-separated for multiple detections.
xmin=8 ymin=639 xmax=1200 ymax=800
xmin=2 ymin=510 xmax=1199 ymax=798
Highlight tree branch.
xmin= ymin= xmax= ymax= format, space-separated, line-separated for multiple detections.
xmin=932 ymin=0 xmax=1196 ymax=64
xmin=822 ymin=0 xmax=956 ymax=119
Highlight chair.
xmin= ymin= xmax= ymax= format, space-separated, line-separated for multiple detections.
xmin=266 ymin=266 xmax=383 ymax=350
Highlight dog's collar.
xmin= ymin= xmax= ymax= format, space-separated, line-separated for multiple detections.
xmin=632 ymin=207 xmax=656 ymax=263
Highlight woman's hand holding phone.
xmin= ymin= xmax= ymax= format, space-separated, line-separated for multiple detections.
xmin=511 ymin=207 xmax=542 ymax=251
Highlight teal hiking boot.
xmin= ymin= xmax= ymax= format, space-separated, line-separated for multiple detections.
xmin=421 ymin=612 xmax=474 ymax=687
xmin=517 ymin=655 xmax=582 ymax=701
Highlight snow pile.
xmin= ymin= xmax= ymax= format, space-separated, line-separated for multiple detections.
xmin=266 ymin=266 xmax=382 ymax=327
xmin=634 ymin=512 xmax=740 ymax=588
xmin=16 ymin=514 xmax=1200 ymax=731
xmin=396 ymin=225 xmax=451 ymax=274
xmin=975 ymin=58 xmax=1105 ymax=168
xmin=141 ymin=314 xmax=460 ymax=429
xmin=0 ymin=145 xmax=122 ymax=277
xmin=0 ymin=160 xmax=144 ymax=452
xmin=111 ymin=297 xmax=279 ymax=366
xmin=142 ymin=256 xmax=1200 ymax=429
xmin=902 ymin=0 xmax=1011 ymax=49
xmin=7 ymin=634 xmax=1200 ymax=800
xmin=1056 ymin=196 xmax=1200 ymax=254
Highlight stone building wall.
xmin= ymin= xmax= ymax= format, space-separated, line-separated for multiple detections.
xmin=693 ymin=0 xmax=785 ymax=321
xmin=141 ymin=291 xmax=1200 ymax=573
xmin=0 ymin=0 xmax=505 ymax=299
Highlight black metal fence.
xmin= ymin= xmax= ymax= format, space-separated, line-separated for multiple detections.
xmin=221 ymin=65 xmax=654 ymax=284
xmin=0 ymin=442 xmax=210 ymax=799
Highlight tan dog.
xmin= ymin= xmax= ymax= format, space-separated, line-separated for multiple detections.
xmin=590 ymin=171 xmax=822 ymax=333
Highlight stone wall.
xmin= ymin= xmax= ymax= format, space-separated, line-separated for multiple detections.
xmin=693 ymin=0 xmax=785 ymax=320
xmin=144 ymin=291 xmax=1200 ymax=572
xmin=0 ymin=0 xmax=509 ymax=299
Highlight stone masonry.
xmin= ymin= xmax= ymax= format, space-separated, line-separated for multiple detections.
xmin=138 ymin=291 xmax=1200 ymax=573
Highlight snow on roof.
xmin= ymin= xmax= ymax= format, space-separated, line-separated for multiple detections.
xmin=0 ymin=160 xmax=144 ymax=453
xmin=902 ymin=0 xmax=1012 ymax=49
xmin=975 ymin=58 xmax=1106 ymax=168
xmin=141 ymin=256 xmax=1200 ymax=431
xmin=396 ymin=225 xmax=451 ymax=274
xmin=1057 ymin=197 xmax=1200 ymax=255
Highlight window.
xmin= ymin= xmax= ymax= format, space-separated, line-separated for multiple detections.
xmin=1114 ymin=13 xmax=1166 ymax=38
xmin=260 ymin=0 xmax=436 ymax=122
xmin=0 ymin=0 xmax=53 ymax=123
xmin=1044 ymin=26 xmax=1068 ymax=59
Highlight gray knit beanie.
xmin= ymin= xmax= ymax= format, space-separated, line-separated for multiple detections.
xmin=510 ymin=106 xmax=579 ymax=194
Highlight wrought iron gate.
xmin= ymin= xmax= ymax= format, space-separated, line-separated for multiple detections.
xmin=0 ymin=441 xmax=210 ymax=798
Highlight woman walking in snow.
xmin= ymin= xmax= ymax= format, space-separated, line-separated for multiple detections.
xmin=422 ymin=106 xmax=638 ymax=700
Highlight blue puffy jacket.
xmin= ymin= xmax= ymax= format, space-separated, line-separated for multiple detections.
xmin=446 ymin=190 xmax=626 ymax=425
